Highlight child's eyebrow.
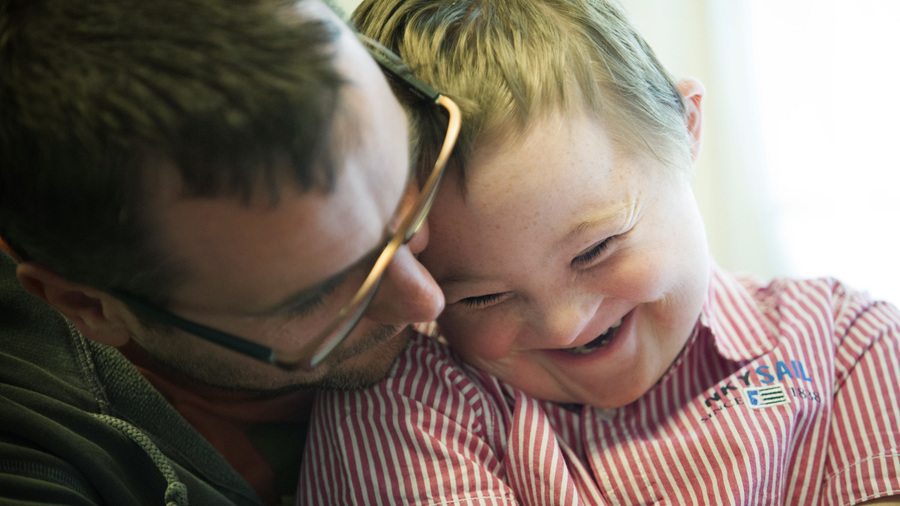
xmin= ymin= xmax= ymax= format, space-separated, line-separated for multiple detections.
xmin=555 ymin=199 xmax=637 ymax=249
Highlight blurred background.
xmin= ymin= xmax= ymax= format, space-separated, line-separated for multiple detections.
xmin=335 ymin=0 xmax=900 ymax=304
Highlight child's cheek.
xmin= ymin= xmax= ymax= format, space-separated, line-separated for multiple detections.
xmin=438 ymin=311 xmax=519 ymax=361
xmin=589 ymin=248 xmax=671 ymax=304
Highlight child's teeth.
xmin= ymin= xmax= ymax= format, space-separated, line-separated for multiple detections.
xmin=562 ymin=318 xmax=622 ymax=355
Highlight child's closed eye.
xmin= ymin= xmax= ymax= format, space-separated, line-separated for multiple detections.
xmin=571 ymin=236 xmax=617 ymax=268
xmin=458 ymin=292 xmax=507 ymax=309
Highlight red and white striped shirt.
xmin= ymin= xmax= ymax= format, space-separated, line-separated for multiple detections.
xmin=299 ymin=267 xmax=900 ymax=505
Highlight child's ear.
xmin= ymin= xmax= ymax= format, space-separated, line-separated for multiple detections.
xmin=16 ymin=262 xmax=132 ymax=347
xmin=677 ymin=78 xmax=705 ymax=162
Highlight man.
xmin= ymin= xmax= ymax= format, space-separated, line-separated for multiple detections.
xmin=0 ymin=0 xmax=459 ymax=503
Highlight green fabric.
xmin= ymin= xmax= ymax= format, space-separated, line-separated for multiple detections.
xmin=0 ymin=251 xmax=264 ymax=505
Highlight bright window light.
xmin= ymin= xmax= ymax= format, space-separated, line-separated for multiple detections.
xmin=749 ymin=0 xmax=900 ymax=304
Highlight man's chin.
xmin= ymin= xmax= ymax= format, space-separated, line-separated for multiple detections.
xmin=202 ymin=323 xmax=414 ymax=394
xmin=318 ymin=325 xmax=412 ymax=391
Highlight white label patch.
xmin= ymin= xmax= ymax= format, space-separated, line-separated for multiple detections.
xmin=744 ymin=385 xmax=791 ymax=409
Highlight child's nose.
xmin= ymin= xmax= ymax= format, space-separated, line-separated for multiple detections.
xmin=532 ymin=297 xmax=603 ymax=349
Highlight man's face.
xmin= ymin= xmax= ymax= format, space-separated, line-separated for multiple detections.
xmin=420 ymin=110 xmax=710 ymax=408
xmin=126 ymin=2 xmax=444 ymax=392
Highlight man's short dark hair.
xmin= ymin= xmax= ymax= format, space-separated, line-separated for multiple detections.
xmin=0 ymin=0 xmax=344 ymax=306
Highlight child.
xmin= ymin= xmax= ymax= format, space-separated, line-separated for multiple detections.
xmin=299 ymin=0 xmax=900 ymax=504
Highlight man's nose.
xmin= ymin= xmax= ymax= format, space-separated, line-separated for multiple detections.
xmin=366 ymin=222 xmax=444 ymax=324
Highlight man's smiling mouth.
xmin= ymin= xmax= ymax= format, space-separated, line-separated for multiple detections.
xmin=562 ymin=318 xmax=622 ymax=355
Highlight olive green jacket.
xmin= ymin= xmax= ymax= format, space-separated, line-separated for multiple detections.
xmin=0 ymin=251 xmax=264 ymax=505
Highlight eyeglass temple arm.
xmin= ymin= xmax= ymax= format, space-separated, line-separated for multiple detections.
xmin=111 ymin=290 xmax=278 ymax=364
xmin=357 ymin=34 xmax=442 ymax=104
xmin=413 ymin=94 xmax=460 ymax=226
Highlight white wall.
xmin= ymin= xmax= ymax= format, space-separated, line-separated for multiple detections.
xmin=624 ymin=0 xmax=900 ymax=304
xmin=622 ymin=0 xmax=786 ymax=279
xmin=331 ymin=0 xmax=361 ymax=19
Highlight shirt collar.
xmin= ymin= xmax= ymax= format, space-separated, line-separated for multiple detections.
xmin=699 ymin=264 xmax=780 ymax=362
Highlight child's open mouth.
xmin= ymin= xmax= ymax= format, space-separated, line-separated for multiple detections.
xmin=562 ymin=318 xmax=623 ymax=355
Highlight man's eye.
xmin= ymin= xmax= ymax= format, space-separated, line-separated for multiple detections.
xmin=284 ymin=297 xmax=326 ymax=317
xmin=571 ymin=236 xmax=616 ymax=268
xmin=458 ymin=292 xmax=506 ymax=308
xmin=283 ymin=283 xmax=340 ymax=318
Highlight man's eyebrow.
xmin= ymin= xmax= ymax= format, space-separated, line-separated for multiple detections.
xmin=258 ymin=233 xmax=390 ymax=316
xmin=435 ymin=271 xmax=488 ymax=288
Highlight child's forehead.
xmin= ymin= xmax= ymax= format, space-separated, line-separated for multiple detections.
xmin=474 ymin=107 xmax=571 ymax=154
xmin=473 ymin=107 xmax=623 ymax=163
xmin=460 ymin=112 xmax=611 ymax=185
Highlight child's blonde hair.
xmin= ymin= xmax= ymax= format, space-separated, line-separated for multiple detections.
xmin=354 ymin=0 xmax=692 ymax=185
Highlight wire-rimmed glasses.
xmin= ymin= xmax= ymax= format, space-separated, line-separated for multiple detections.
xmin=113 ymin=36 xmax=461 ymax=371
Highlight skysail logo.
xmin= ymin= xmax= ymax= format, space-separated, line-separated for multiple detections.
xmin=744 ymin=385 xmax=791 ymax=409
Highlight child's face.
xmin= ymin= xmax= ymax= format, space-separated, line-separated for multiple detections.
xmin=419 ymin=110 xmax=710 ymax=408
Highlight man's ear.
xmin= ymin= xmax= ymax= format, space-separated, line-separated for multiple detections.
xmin=16 ymin=262 xmax=132 ymax=347
xmin=677 ymin=78 xmax=705 ymax=162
